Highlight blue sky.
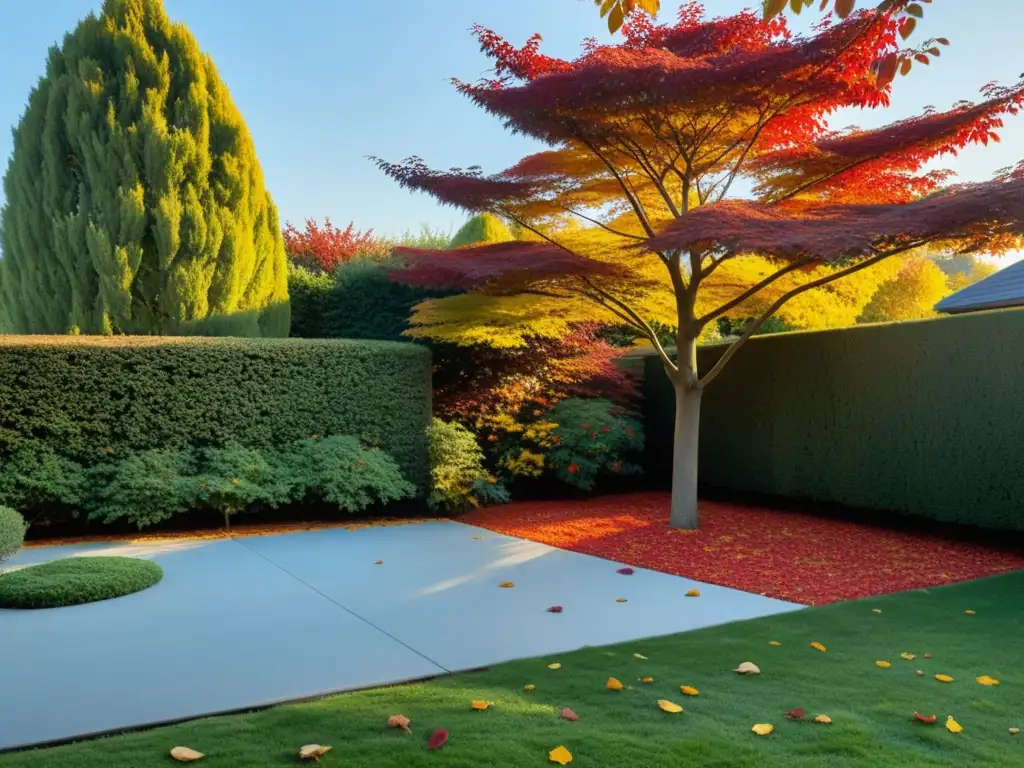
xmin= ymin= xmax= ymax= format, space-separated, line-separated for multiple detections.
xmin=1 ymin=0 xmax=1021 ymax=244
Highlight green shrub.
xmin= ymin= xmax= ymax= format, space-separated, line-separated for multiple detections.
xmin=288 ymin=264 xmax=336 ymax=338
xmin=195 ymin=444 xmax=290 ymax=530
xmin=88 ymin=449 xmax=199 ymax=529
xmin=0 ymin=506 xmax=27 ymax=567
xmin=0 ymin=446 xmax=88 ymax=516
xmin=0 ymin=556 xmax=163 ymax=609
xmin=427 ymin=419 xmax=508 ymax=512
xmin=545 ymin=399 xmax=644 ymax=491
xmin=275 ymin=436 xmax=416 ymax=511
xmin=0 ymin=335 xmax=431 ymax=524
xmin=449 ymin=213 xmax=515 ymax=249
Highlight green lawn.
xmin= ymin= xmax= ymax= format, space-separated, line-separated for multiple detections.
xmin=4 ymin=573 xmax=1024 ymax=767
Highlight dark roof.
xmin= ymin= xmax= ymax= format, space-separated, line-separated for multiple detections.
xmin=935 ymin=259 xmax=1024 ymax=314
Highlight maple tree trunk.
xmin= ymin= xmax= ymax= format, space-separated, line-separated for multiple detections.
xmin=669 ymin=381 xmax=702 ymax=530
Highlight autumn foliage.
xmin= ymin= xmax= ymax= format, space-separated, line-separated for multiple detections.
xmin=377 ymin=2 xmax=1024 ymax=527
xmin=283 ymin=217 xmax=377 ymax=273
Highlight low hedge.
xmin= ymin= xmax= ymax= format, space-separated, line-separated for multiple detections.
xmin=0 ymin=556 xmax=163 ymax=609
xmin=0 ymin=335 xmax=431 ymax=488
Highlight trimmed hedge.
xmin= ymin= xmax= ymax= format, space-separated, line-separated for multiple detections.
xmin=642 ymin=308 xmax=1024 ymax=531
xmin=0 ymin=556 xmax=163 ymax=609
xmin=0 ymin=336 xmax=431 ymax=490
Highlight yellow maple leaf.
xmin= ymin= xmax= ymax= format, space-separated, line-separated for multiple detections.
xmin=606 ymin=677 xmax=624 ymax=691
xmin=298 ymin=744 xmax=332 ymax=760
xmin=524 ymin=684 xmax=536 ymax=692
xmin=976 ymin=675 xmax=1000 ymax=686
xmin=170 ymin=747 xmax=205 ymax=763
xmin=876 ymin=660 xmax=892 ymax=668
xmin=680 ymin=685 xmax=700 ymax=696
xmin=935 ymin=674 xmax=954 ymax=683
xmin=548 ymin=663 xmax=562 ymax=670
xmin=769 ymin=641 xmax=782 ymax=646
xmin=815 ymin=714 xmax=832 ymax=724
xmin=658 ymin=699 xmax=683 ymax=713
xmin=965 ymin=610 xmax=976 ymax=615
xmin=471 ymin=700 xmax=491 ymax=711
xmin=810 ymin=642 xmax=827 ymax=652
xmin=900 ymin=653 xmax=916 ymax=661
xmin=1009 ymin=727 xmax=1020 ymax=735
xmin=549 ymin=745 xmax=573 ymax=765
xmin=946 ymin=716 xmax=963 ymax=733
xmin=641 ymin=676 xmax=655 ymax=684
xmin=752 ymin=723 xmax=774 ymax=736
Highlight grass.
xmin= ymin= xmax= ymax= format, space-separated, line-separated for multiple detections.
xmin=3 ymin=572 xmax=1023 ymax=766
xmin=0 ymin=556 xmax=163 ymax=609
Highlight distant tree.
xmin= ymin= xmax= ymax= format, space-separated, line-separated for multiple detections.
xmin=377 ymin=5 xmax=1024 ymax=529
xmin=858 ymin=257 xmax=951 ymax=322
xmin=283 ymin=218 xmax=377 ymax=273
xmin=0 ymin=0 xmax=289 ymax=337
xmin=449 ymin=213 xmax=516 ymax=249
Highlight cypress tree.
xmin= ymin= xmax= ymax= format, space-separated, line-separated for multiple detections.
xmin=0 ymin=0 xmax=289 ymax=336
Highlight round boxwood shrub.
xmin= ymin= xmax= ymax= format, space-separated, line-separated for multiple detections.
xmin=0 ymin=556 xmax=163 ymax=609
xmin=0 ymin=506 xmax=27 ymax=567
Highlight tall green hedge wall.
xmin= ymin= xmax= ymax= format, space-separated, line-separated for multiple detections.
xmin=642 ymin=308 xmax=1024 ymax=531
xmin=0 ymin=336 xmax=431 ymax=487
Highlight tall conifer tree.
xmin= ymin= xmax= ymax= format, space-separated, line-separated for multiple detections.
xmin=0 ymin=0 xmax=289 ymax=336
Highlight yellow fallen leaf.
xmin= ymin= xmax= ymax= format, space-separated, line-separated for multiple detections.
xmin=1009 ymin=727 xmax=1020 ymax=735
xmin=872 ymin=608 xmax=882 ymax=614
xmin=633 ymin=653 xmax=648 ymax=660
xmin=935 ymin=674 xmax=954 ymax=683
xmin=548 ymin=663 xmax=562 ymax=670
xmin=815 ymin=714 xmax=832 ymax=724
xmin=965 ymin=610 xmax=976 ymax=615
xmin=498 ymin=581 xmax=515 ymax=588
xmin=524 ymin=684 xmax=536 ymax=692
xmin=616 ymin=597 xmax=628 ymax=602
xmin=298 ymin=744 xmax=332 ymax=760
xmin=734 ymin=662 xmax=761 ymax=675
xmin=752 ymin=723 xmax=774 ymax=736
xmin=471 ymin=700 xmax=491 ymax=711
xmin=976 ymin=675 xmax=1000 ymax=686
xmin=810 ymin=642 xmax=827 ymax=652
xmin=549 ymin=745 xmax=573 ymax=765
xmin=606 ymin=677 xmax=624 ymax=690
xmin=769 ymin=641 xmax=781 ymax=646
xmin=876 ymin=660 xmax=892 ymax=669
xmin=900 ymin=653 xmax=916 ymax=661
xmin=916 ymin=669 xmax=924 ymax=676
xmin=946 ymin=716 xmax=963 ymax=733
xmin=680 ymin=685 xmax=699 ymax=696
xmin=641 ymin=676 xmax=655 ymax=684
xmin=170 ymin=747 xmax=204 ymax=762
xmin=658 ymin=699 xmax=683 ymax=713
xmin=685 ymin=589 xmax=700 ymax=597
xmin=387 ymin=714 xmax=411 ymax=733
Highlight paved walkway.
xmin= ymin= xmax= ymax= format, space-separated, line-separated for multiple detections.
xmin=0 ymin=521 xmax=802 ymax=751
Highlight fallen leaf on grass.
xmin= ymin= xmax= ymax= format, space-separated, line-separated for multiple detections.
xmin=548 ymin=663 xmax=562 ymax=670
xmin=617 ymin=567 xmax=634 ymax=575
xmin=524 ymin=684 xmax=536 ymax=692
xmin=615 ymin=598 xmax=628 ymax=603
xmin=299 ymin=744 xmax=332 ymax=761
xmin=924 ymin=653 xmax=932 ymax=659
xmin=965 ymin=610 xmax=976 ymax=615
xmin=914 ymin=712 xmax=937 ymax=724
xmin=734 ymin=662 xmax=761 ymax=675
xmin=641 ymin=676 xmax=655 ymax=684
xmin=872 ymin=608 xmax=882 ymax=614
xmin=768 ymin=641 xmax=781 ymax=646
xmin=606 ymin=677 xmax=624 ymax=690
xmin=170 ymin=747 xmax=204 ymax=762
xmin=977 ymin=675 xmax=1000 ymax=686
xmin=471 ymin=700 xmax=491 ymax=711
xmin=427 ymin=729 xmax=449 ymax=750
xmin=549 ymin=745 xmax=573 ymax=765
xmin=815 ymin=715 xmax=832 ymax=724
xmin=784 ymin=707 xmax=805 ymax=720
xmin=900 ymin=653 xmax=916 ymax=661
xmin=685 ymin=589 xmax=700 ymax=597
xmin=499 ymin=581 xmax=515 ymax=588
xmin=547 ymin=605 xmax=564 ymax=613
xmin=680 ymin=686 xmax=699 ymax=696
xmin=658 ymin=699 xmax=683 ymax=713
xmin=387 ymin=714 xmax=411 ymax=733
xmin=1009 ymin=727 xmax=1020 ymax=735
xmin=751 ymin=723 xmax=774 ymax=736
xmin=561 ymin=707 xmax=579 ymax=721
xmin=633 ymin=653 xmax=648 ymax=660
xmin=916 ymin=669 xmax=924 ymax=676
xmin=946 ymin=716 xmax=963 ymax=733
xmin=876 ymin=661 xmax=892 ymax=669
xmin=810 ymin=642 xmax=827 ymax=652
xmin=935 ymin=674 xmax=954 ymax=683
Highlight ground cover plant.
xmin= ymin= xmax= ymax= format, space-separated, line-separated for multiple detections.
xmin=2 ymin=571 xmax=1021 ymax=766
xmin=0 ymin=556 xmax=163 ymax=609
xmin=464 ymin=492 xmax=1024 ymax=604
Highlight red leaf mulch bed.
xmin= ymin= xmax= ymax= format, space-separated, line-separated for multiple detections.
xmin=462 ymin=492 xmax=1024 ymax=605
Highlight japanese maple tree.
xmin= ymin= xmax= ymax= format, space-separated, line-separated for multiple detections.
xmin=376 ymin=2 xmax=1024 ymax=528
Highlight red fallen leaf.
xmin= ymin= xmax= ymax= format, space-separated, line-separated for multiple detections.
xmin=914 ymin=712 xmax=937 ymax=724
xmin=561 ymin=707 xmax=579 ymax=721
xmin=547 ymin=605 xmax=564 ymax=613
xmin=784 ymin=707 xmax=806 ymax=720
xmin=427 ymin=729 xmax=449 ymax=750
xmin=617 ymin=567 xmax=634 ymax=575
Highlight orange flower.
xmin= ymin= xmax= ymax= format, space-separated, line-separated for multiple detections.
xmin=487 ymin=434 xmax=499 ymax=442
xmin=567 ymin=464 xmax=579 ymax=474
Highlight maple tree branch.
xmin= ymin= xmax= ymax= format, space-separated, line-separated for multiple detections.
xmin=698 ymin=241 xmax=929 ymax=389
xmin=576 ymin=132 xmax=658 ymax=239
xmin=555 ymin=203 xmax=645 ymax=241
xmin=697 ymin=259 xmax=809 ymax=326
